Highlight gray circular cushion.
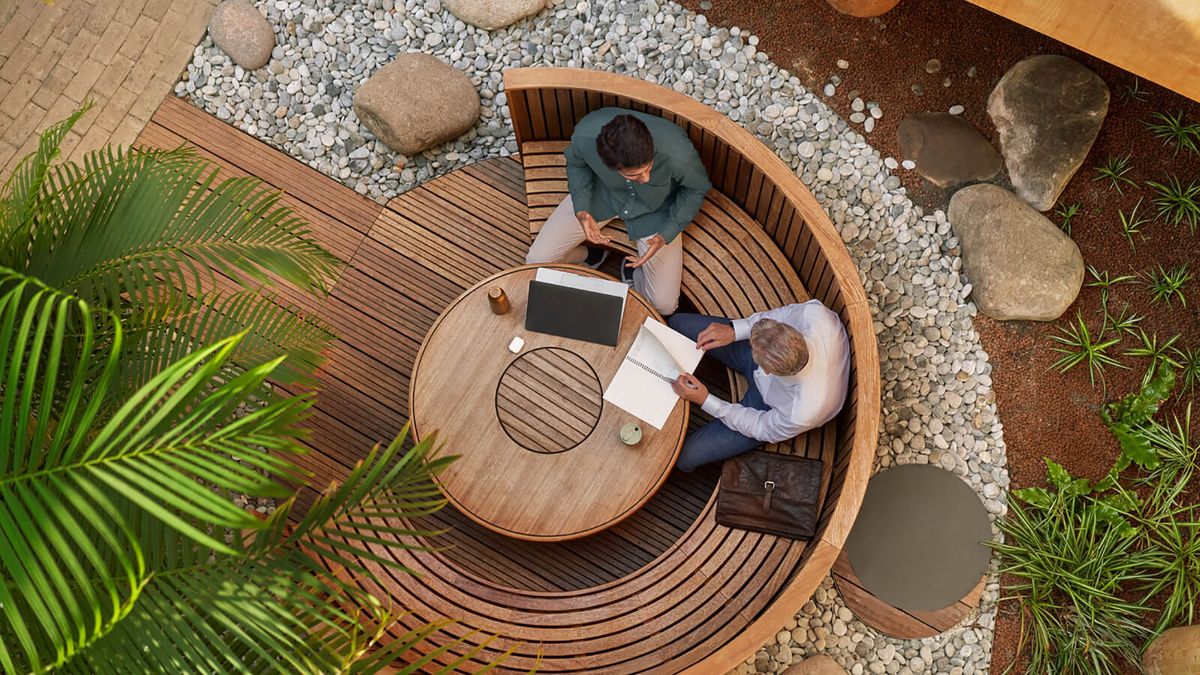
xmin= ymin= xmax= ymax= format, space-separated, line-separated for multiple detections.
xmin=843 ymin=464 xmax=992 ymax=612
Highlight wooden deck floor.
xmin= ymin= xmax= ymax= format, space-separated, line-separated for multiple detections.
xmin=136 ymin=96 xmax=727 ymax=594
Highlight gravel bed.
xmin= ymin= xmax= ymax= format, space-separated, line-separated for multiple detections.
xmin=179 ymin=1 xmax=1010 ymax=672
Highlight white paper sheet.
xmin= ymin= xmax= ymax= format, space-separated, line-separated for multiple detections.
xmin=603 ymin=317 xmax=705 ymax=429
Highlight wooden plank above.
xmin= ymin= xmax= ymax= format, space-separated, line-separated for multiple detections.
xmin=966 ymin=0 xmax=1200 ymax=102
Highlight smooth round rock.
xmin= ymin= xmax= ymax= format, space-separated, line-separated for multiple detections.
xmin=1144 ymin=625 xmax=1200 ymax=674
xmin=208 ymin=0 xmax=275 ymax=71
xmin=987 ymin=54 xmax=1110 ymax=211
xmin=897 ymin=113 xmax=1002 ymax=188
xmin=948 ymin=183 xmax=1084 ymax=321
xmin=442 ymin=0 xmax=548 ymax=30
xmin=784 ymin=655 xmax=849 ymax=675
xmin=843 ymin=464 xmax=992 ymax=612
xmin=352 ymin=53 xmax=481 ymax=156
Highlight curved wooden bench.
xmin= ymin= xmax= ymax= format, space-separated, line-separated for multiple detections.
xmin=365 ymin=69 xmax=879 ymax=672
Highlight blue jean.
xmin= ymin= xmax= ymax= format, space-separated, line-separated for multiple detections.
xmin=666 ymin=313 xmax=770 ymax=472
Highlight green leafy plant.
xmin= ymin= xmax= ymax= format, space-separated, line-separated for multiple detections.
xmin=1143 ymin=263 xmax=1193 ymax=306
xmin=1049 ymin=311 xmax=1127 ymax=388
xmin=1146 ymin=175 xmax=1200 ymax=232
xmin=1055 ymin=202 xmax=1081 ymax=235
xmin=1102 ymin=360 xmax=1176 ymax=470
xmin=1117 ymin=198 xmax=1150 ymax=250
xmin=1093 ymin=154 xmax=1138 ymax=193
xmin=1145 ymin=111 xmax=1200 ymax=155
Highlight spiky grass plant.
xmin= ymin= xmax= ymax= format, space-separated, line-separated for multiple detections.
xmin=1094 ymin=154 xmax=1138 ymax=193
xmin=1118 ymin=199 xmax=1150 ymax=250
xmin=1086 ymin=265 xmax=1136 ymax=307
xmin=1125 ymin=331 xmax=1182 ymax=379
xmin=1145 ymin=111 xmax=1200 ymax=155
xmin=1055 ymin=202 xmax=1080 ymax=235
xmin=1050 ymin=311 xmax=1127 ymax=388
xmin=1104 ymin=303 xmax=1146 ymax=338
xmin=1173 ymin=345 xmax=1200 ymax=398
xmin=1119 ymin=77 xmax=1150 ymax=104
xmin=995 ymin=480 xmax=1155 ymax=675
xmin=1147 ymin=175 xmax=1200 ymax=232
xmin=1144 ymin=263 xmax=1193 ymax=306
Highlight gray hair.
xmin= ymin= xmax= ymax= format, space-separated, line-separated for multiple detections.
xmin=749 ymin=318 xmax=809 ymax=376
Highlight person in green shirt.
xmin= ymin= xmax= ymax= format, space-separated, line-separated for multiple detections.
xmin=525 ymin=108 xmax=712 ymax=315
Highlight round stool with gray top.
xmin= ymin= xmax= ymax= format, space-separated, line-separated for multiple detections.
xmin=834 ymin=464 xmax=992 ymax=638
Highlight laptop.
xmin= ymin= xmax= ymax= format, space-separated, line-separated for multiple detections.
xmin=525 ymin=279 xmax=624 ymax=346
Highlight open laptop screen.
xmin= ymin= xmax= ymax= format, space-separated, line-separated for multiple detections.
xmin=525 ymin=280 xmax=623 ymax=346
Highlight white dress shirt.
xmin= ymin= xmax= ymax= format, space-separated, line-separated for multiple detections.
xmin=699 ymin=300 xmax=851 ymax=443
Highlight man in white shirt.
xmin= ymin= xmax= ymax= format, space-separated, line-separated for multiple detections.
xmin=667 ymin=301 xmax=851 ymax=471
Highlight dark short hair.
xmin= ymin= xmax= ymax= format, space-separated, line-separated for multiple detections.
xmin=595 ymin=115 xmax=654 ymax=170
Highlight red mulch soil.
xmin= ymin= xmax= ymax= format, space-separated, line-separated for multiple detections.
xmin=674 ymin=0 xmax=1200 ymax=671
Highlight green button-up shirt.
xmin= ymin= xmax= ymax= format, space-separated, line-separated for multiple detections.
xmin=565 ymin=107 xmax=712 ymax=244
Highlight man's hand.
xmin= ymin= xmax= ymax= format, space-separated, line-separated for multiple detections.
xmin=696 ymin=323 xmax=735 ymax=351
xmin=626 ymin=233 xmax=666 ymax=269
xmin=671 ymin=373 xmax=708 ymax=404
xmin=577 ymin=211 xmax=612 ymax=246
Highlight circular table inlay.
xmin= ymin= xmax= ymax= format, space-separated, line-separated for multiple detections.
xmin=496 ymin=347 xmax=602 ymax=454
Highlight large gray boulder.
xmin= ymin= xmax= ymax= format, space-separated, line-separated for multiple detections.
xmin=987 ymin=55 xmax=1109 ymax=211
xmin=1143 ymin=625 xmax=1200 ymax=674
xmin=352 ymin=54 xmax=481 ymax=156
xmin=442 ymin=0 xmax=547 ymax=30
xmin=208 ymin=0 xmax=275 ymax=71
xmin=897 ymin=113 xmax=1003 ymax=188
xmin=949 ymin=184 xmax=1084 ymax=321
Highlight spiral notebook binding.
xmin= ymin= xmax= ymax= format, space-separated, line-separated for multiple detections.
xmin=625 ymin=355 xmax=675 ymax=383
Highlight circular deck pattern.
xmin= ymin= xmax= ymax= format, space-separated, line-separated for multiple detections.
xmin=495 ymin=347 xmax=602 ymax=454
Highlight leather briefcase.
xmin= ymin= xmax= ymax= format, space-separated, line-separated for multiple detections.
xmin=716 ymin=450 xmax=823 ymax=540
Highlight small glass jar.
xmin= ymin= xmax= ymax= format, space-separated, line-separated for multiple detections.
xmin=488 ymin=286 xmax=510 ymax=315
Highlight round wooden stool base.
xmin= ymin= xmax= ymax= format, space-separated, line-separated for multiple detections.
xmin=832 ymin=550 xmax=986 ymax=639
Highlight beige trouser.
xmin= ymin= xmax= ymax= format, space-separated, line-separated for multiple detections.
xmin=525 ymin=195 xmax=683 ymax=315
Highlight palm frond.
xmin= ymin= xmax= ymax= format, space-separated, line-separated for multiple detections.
xmin=0 ymin=101 xmax=93 ymax=260
xmin=26 ymin=144 xmax=344 ymax=297
xmin=2 ymin=107 xmax=342 ymax=410
xmin=0 ymin=267 xmax=149 ymax=673
xmin=70 ymin=428 xmax=477 ymax=674
xmin=0 ymin=265 xmax=329 ymax=670
xmin=283 ymin=426 xmax=455 ymax=577
xmin=121 ymin=288 xmax=335 ymax=394
xmin=70 ymin=555 xmax=376 ymax=674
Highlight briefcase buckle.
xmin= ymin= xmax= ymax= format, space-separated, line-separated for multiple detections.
xmin=762 ymin=480 xmax=776 ymax=512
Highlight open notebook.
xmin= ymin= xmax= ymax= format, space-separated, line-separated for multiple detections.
xmin=603 ymin=317 xmax=705 ymax=429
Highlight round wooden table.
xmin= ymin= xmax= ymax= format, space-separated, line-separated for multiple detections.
xmin=409 ymin=264 xmax=688 ymax=541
